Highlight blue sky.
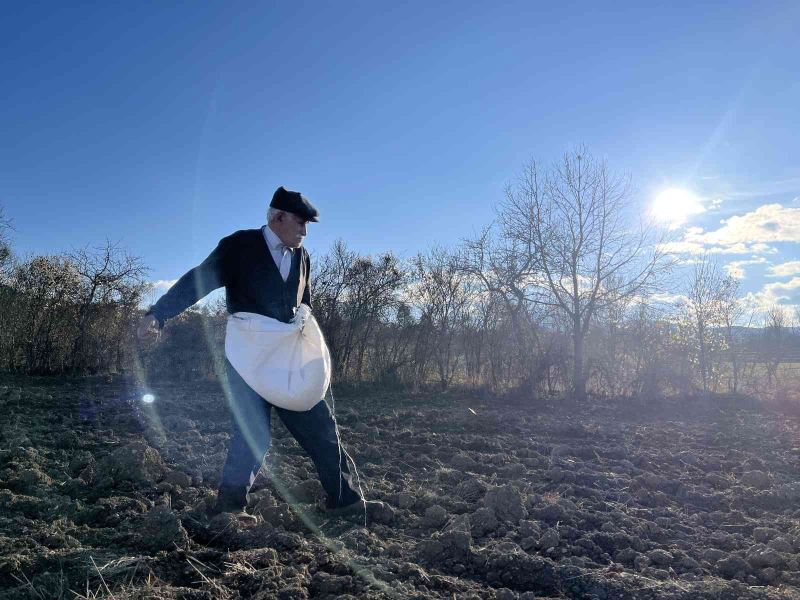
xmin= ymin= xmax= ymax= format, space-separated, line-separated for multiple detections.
xmin=2 ymin=2 xmax=799 ymax=314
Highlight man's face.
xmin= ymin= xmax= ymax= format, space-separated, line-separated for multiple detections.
xmin=273 ymin=211 xmax=308 ymax=248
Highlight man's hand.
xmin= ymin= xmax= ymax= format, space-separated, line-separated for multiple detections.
xmin=136 ymin=314 xmax=161 ymax=341
xmin=292 ymin=304 xmax=311 ymax=332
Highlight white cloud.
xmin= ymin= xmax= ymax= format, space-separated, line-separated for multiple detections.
xmin=702 ymin=203 xmax=800 ymax=246
xmin=150 ymin=279 xmax=178 ymax=292
xmin=660 ymin=203 xmax=800 ymax=256
xmin=649 ymin=292 xmax=688 ymax=305
xmin=764 ymin=277 xmax=800 ymax=302
xmin=659 ymin=238 xmax=777 ymax=256
xmin=767 ymin=261 xmax=800 ymax=278
xmin=723 ymin=257 xmax=768 ymax=279
xmin=741 ymin=277 xmax=800 ymax=314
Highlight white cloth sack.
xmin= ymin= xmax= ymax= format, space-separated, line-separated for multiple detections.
xmin=225 ymin=311 xmax=331 ymax=411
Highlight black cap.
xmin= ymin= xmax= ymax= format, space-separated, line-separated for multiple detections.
xmin=270 ymin=186 xmax=319 ymax=222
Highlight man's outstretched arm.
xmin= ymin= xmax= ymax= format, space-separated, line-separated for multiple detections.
xmin=143 ymin=237 xmax=231 ymax=330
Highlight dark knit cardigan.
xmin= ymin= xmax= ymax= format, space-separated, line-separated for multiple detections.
xmin=147 ymin=228 xmax=311 ymax=327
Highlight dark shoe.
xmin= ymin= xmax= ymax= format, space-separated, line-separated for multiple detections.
xmin=205 ymin=484 xmax=258 ymax=527
xmin=326 ymin=499 xmax=395 ymax=524
xmin=209 ymin=510 xmax=258 ymax=529
xmin=210 ymin=484 xmax=248 ymax=515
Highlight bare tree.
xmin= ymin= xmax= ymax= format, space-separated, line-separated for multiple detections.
xmin=69 ymin=241 xmax=149 ymax=372
xmin=625 ymin=301 xmax=678 ymax=398
xmin=311 ymin=241 xmax=406 ymax=380
xmin=0 ymin=221 xmax=150 ymax=374
xmin=496 ymin=148 xmax=669 ymax=399
xmin=459 ymin=227 xmax=555 ymax=394
xmin=310 ymin=239 xmax=354 ymax=336
xmin=763 ymin=305 xmax=789 ymax=386
xmin=370 ymin=302 xmax=416 ymax=385
xmin=10 ymin=255 xmax=82 ymax=373
xmin=718 ymin=275 xmax=747 ymax=393
xmin=0 ymin=206 xmax=14 ymax=366
xmin=675 ymin=256 xmax=739 ymax=394
xmin=0 ymin=206 xmax=12 ymax=278
xmin=410 ymin=246 xmax=475 ymax=388
xmin=342 ymin=253 xmax=406 ymax=380
xmin=589 ymin=274 xmax=635 ymax=397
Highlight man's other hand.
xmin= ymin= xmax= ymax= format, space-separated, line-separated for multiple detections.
xmin=137 ymin=314 xmax=161 ymax=341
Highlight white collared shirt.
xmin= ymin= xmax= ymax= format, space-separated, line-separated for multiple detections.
xmin=262 ymin=224 xmax=294 ymax=281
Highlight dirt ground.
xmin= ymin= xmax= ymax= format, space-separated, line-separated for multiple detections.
xmin=2 ymin=376 xmax=800 ymax=599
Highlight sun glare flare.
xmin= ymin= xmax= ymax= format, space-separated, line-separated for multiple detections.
xmin=141 ymin=393 xmax=155 ymax=404
xmin=651 ymin=188 xmax=705 ymax=228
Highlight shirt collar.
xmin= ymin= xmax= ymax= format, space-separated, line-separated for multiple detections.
xmin=263 ymin=224 xmax=290 ymax=253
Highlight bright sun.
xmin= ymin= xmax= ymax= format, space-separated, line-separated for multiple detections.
xmin=650 ymin=188 xmax=705 ymax=228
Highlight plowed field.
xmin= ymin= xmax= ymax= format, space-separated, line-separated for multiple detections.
xmin=2 ymin=377 xmax=800 ymax=599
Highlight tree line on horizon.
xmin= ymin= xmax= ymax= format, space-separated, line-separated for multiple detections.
xmin=1 ymin=150 xmax=798 ymax=402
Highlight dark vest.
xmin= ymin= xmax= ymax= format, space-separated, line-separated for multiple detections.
xmin=223 ymin=229 xmax=308 ymax=323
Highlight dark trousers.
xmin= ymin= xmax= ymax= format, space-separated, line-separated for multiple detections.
xmin=217 ymin=359 xmax=362 ymax=511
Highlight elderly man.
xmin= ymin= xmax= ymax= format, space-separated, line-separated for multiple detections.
xmin=137 ymin=187 xmax=392 ymax=525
